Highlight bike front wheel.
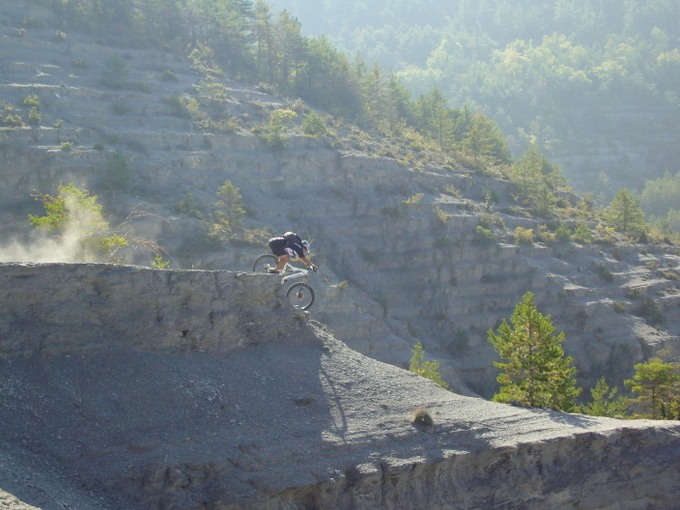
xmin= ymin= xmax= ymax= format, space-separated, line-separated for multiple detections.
xmin=252 ymin=254 xmax=278 ymax=272
xmin=286 ymin=282 xmax=315 ymax=310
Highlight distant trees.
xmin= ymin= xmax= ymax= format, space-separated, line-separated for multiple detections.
xmin=641 ymin=171 xmax=680 ymax=232
xmin=488 ymin=292 xmax=581 ymax=411
xmin=267 ymin=0 xmax=680 ymax=203
xmin=36 ymin=0 xmax=520 ymax=165
xmin=510 ymin=143 xmax=566 ymax=217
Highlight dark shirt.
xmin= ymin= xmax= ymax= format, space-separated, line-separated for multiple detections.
xmin=269 ymin=236 xmax=304 ymax=258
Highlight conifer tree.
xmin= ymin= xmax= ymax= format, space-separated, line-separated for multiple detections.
xmin=215 ymin=179 xmax=245 ymax=231
xmin=577 ymin=377 xmax=629 ymax=417
xmin=606 ymin=188 xmax=647 ymax=238
xmin=488 ymin=292 xmax=581 ymax=411
xmin=625 ymin=359 xmax=680 ymax=419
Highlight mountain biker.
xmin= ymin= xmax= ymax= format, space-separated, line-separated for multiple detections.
xmin=267 ymin=232 xmax=317 ymax=274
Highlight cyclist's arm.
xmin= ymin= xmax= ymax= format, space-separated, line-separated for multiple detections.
xmin=298 ymin=256 xmax=316 ymax=268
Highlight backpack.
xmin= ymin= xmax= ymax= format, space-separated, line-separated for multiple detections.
xmin=283 ymin=231 xmax=302 ymax=248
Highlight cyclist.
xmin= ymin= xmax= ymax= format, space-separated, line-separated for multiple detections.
xmin=267 ymin=232 xmax=317 ymax=274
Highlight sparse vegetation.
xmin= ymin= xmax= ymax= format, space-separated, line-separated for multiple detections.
xmin=301 ymin=112 xmax=327 ymax=137
xmin=177 ymin=193 xmax=200 ymax=218
xmin=151 ymin=254 xmax=170 ymax=268
xmin=258 ymin=108 xmax=297 ymax=148
xmin=513 ymin=226 xmax=534 ymax=245
xmin=409 ymin=341 xmax=449 ymax=389
xmin=474 ymin=226 xmax=496 ymax=244
xmin=571 ymin=223 xmax=593 ymax=244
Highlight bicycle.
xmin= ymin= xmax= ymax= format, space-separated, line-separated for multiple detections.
xmin=251 ymin=254 xmax=315 ymax=310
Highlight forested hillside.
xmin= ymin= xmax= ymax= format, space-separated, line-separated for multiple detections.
xmin=275 ymin=0 xmax=680 ymax=220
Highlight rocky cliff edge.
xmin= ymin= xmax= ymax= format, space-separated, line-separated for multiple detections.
xmin=1 ymin=263 xmax=679 ymax=510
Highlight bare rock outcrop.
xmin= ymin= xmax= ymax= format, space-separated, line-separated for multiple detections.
xmin=1 ymin=263 xmax=680 ymax=510
xmin=2 ymin=0 xmax=680 ymax=410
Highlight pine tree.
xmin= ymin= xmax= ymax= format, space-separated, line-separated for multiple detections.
xmin=625 ymin=359 xmax=680 ymax=419
xmin=606 ymin=188 xmax=647 ymax=238
xmin=215 ymin=179 xmax=245 ymax=231
xmin=577 ymin=377 xmax=629 ymax=417
xmin=488 ymin=292 xmax=581 ymax=411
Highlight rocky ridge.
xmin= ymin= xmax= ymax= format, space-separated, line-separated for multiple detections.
xmin=1 ymin=262 xmax=680 ymax=509
xmin=1 ymin=2 xmax=680 ymax=398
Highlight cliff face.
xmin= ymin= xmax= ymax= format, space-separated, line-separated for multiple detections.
xmin=1 ymin=263 xmax=680 ymax=510
xmin=1 ymin=2 xmax=680 ymax=401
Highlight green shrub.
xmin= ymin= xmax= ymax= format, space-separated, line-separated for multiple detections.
xmin=259 ymin=108 xmax=297 ymax=148
xmin=475 ymin=226 xmax=496 ymax=244
xmin=27 ymin=107 xmax=42 ymax=125
xmin=409 ymin=342 xmax=449 ymax=389
xmin=302 ymin=112 xmax=327 ymax=137
xmin=151 ymin=254 xmax=170 ymax=268
xmin=555 ymin=223 xmax=572 ymax=242
xmin=21 ymin=94 xmax=41 ymax=108
xmin=177 ymin=193 xmax=199 ymax=218
xmin=514 ymin=226 xmax=534 ymax=245
xmin=0 ymin=113 xmax=23 ymax=127
xmin=572 ymin=223 xmax=593 ymax=244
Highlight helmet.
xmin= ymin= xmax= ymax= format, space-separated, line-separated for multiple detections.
xmin=302 ymin=240 xmax=311 ymax=251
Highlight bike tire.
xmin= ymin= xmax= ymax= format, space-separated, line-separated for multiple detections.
xmin=286 ymin=282 xmax=315 ymax=310
xmin=252 ymin=254 xmax=278 ymax=272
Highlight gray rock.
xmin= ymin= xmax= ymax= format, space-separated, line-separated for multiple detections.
xmin=0 ymin=263 xmax=679 ymax=509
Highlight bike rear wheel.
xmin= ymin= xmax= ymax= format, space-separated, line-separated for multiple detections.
xmin=286 ymin=282 xmax=315 ymax=310
xmin=252 ymin=254 xmax=278 ymax=272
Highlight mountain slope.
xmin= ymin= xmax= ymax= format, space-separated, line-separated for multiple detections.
xmin=1 ymin=0 xmax=680 ymax=400
xmin=1 ymin=263 xmax=680 ymax=509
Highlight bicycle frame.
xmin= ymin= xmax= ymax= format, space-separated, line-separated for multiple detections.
xmin=279 ymin=262 xmax=309 ymax=284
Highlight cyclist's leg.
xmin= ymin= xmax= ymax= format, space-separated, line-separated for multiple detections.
xmin=268 ymin=238 xmax=289 ymax=272
xmin=273 ymin=254 xmax=289 ymax=272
